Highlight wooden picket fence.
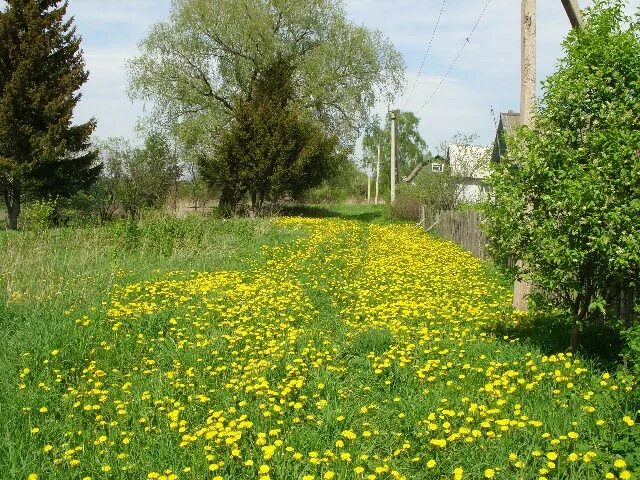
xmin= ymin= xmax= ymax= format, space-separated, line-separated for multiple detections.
xmin=418 ymin=205 xmax=637 ymax=323
xmin=419 ymin=207 xmax=489 ymax=260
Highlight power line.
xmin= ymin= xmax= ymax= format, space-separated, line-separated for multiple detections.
xmin=417 ymin=0 xmax=493 ymax=112
xmin=400 ymin=0 xmax=448 ymax=110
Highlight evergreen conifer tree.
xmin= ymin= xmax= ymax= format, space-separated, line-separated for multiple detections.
xmin=0 ymin=0 xmax=100 ymax=229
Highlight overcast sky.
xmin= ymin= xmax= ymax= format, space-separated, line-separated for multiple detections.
xmin=69 ymin=0 xmax=640 ymax=152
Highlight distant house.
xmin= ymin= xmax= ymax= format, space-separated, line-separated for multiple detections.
xmin=492 ymin=111 xmax=521 ymax=163
xmin=430 ymin=155 xmax=445 ymax=173
xmin=446 ymin=144 xmax=491 ymax=204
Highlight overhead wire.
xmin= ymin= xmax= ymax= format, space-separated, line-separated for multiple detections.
xmin=400 ymin=0 xmax=448 ymax=110
xmin=416 ymin=0 xmax=494 ymax=112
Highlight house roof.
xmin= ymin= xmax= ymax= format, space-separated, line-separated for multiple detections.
xmin=492 ymin=111 xmax=521 ymax=162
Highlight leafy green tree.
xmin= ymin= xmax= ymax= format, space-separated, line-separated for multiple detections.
xmin=304 ymin=159 xmax=367 ymax=204
xmin=485 ymin=0 xmax=640 ymax=349
xmin=362 ymin=111 xmax=429 ymax=200
xmin=0 ymin=0 xmax=100 ymax=229
xmin=205 ymin=58 xmax=340 ymax=215
xmin=128 ymin=0 xmax=404 ymax=210
xmin=98 ymin=133 xmax=179 ymax=219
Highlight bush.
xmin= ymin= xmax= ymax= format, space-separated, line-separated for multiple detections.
xmin=97 ymin=133 xmax=180 ymax=219
xmin=485 ymin=0 xmax=640 ymax=350
xmin=110 ymin=218 xmax=141 ymax=252
xmin=303 ymin=160 xmax=367 ymax=204
xmin=624 ymin=310 xmax=640 ymax=376
xmin=389 ymin=190 xmax=422 ymax=221
xmin=20 ymin=199 xmax=56 ymax=231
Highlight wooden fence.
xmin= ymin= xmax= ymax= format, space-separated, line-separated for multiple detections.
xmin=419 ymin=207 xmax=489 ymax=260
xmin=419 ymin=205 xmax=637 ymax=323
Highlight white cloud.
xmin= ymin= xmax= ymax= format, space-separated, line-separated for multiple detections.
xmin=347 ymin=0 xmax=640 ymax=150
xmin=68 ymin=0 xmax=171 ymax=141
xmin=63 ymin=0 xmax=640 ymax=148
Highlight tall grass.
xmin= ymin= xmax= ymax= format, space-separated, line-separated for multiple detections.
xmin=0 ymin=215 xmax=277 ymax=305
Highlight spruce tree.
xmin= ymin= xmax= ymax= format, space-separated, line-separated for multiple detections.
xmin=0 ymin=0 xmax=100 ymax=229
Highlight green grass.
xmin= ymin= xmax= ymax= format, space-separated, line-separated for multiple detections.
xmin=1 ymin=209 xmax=638 ymax=480
xmin=0 ymin=214 xmax=294 ymax=476
xmin=280 ymin=204 xmax=391 ymax=224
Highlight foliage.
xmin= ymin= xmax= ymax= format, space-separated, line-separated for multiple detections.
xmin=389 ymin=133 xmax=487 ymax=216
xmin=303 ymin=157 xmax=367 ymax=204
xmin=19 ymin=199 xmax=57 ymax=232
xmin=388 ymin=190 xmax=423 ymax=221
xmin=403 ymin=166 xmax=457 ymax=212
xmin=623 ymin=316 xmax=640 ymax=377
xmin=361 ymin=111 xmax=429 ymax=199
xmin=485 ymin=0 xmax=640 ymax=349
xmin=2 ymin=215 xmax=637 ymax=479
xmin=128 ymin=0 xmax=404 ymax=169
xmin=97 ymin=133 xmax=180 ymax=219
xmin=201 ymin=58 xmax=341 ymax=215
xmin=0 ymin=0 xmax=100 ymax=229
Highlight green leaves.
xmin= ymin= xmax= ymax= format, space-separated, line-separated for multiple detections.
xmin=0 ymin=0 xmax=99 ymax=228
xmin=210 ymin=58 xmax=340 ymax=215
xmin=128 ymin=0 xmax=404 ymax=147
xmin=485 ymin=0 xmax=640 ymax=340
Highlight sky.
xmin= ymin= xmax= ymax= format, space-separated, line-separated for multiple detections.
xmin=67 ymin=0 xmax=640 ymax=152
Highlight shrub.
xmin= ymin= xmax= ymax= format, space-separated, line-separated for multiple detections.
xmin=485 ymin=0 xmax=640 ymax=350
xmin=389 ymin=190 xmax=422 ymax=221
xmin=20 ymin=200 xmax=56 ymax=231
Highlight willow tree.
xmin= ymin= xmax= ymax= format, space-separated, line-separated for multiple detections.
xmin=128 ymin=0 xmax=404 ymax=211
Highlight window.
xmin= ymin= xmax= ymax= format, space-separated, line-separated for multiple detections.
xmin=432 ymin=163 xmax=444 ymax=173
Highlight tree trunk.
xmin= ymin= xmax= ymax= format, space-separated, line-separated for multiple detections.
xmin=568 ymin=294 xmax=583 ymax=352
xmin=218 ymin=185 xmax=239 ymax=218
xmin=248 ymin=191 xmax=258 ymax=220
xmin=569 ymin=317 xmax=580 ymax=352
xmin=4 ymin=179 xmax=21 ymax=230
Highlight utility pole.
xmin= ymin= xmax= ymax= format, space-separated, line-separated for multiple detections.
xmin=513 ymin=0 xmax=536 ymax=311
xmin=375 ymin=144 xmax=381 ymax=205
xmin=513 ymin=1 xmax=586 ymax=310
xmin=520 ymin=0 xmax=536 ymax=127
xmin=561 ymin=0 xmax=585 ymax=29
xmin=390 ymin=110 xmax=397 ymax=204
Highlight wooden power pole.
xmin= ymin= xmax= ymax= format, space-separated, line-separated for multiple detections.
xmin=513 ymin=0 xmax=536 ymax=311
xmin=375 ymin=144 xmax=381 ymax=205
xmin=390 ymin=110 xmax=398 ymax=204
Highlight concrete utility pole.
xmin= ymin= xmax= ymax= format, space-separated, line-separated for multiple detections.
xmin=561 ymin=0 xmax=585 ymax=29
xmin=390 ymin=110 xmax=398 ymax=204
xmin=375 ymin=144 xmax=381 ymax=205
xmin=513 ymin=0 xmax=537 ymax=311
xmin=520 ymin=0 xmax=536 ymax=127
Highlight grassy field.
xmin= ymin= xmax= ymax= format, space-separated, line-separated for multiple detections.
xmin=1 ymin=206 xmax=638 ymax=480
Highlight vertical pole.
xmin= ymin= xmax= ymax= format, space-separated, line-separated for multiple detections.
xmin=375 ymin=144 xmax=381 ymax=205
xmin=514 ymin=0 xmax=536 ymax=311
xmin=390 ymin=110 xmax=397 ymax=204
xmin=520 ymin=0 xmax=536 ymax=127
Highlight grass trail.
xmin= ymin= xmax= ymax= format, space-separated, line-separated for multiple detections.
xmin=2 ymin=213 xmax=638 ymax=480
